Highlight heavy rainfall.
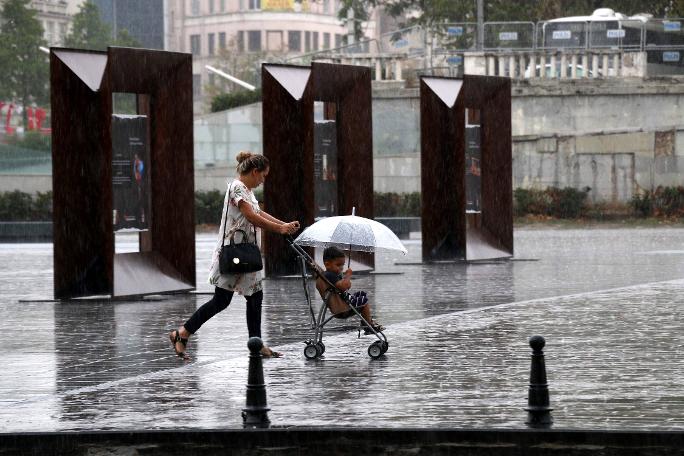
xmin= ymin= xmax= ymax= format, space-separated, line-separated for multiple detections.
xmin=0 ymin=0 xmax=683 ymax=453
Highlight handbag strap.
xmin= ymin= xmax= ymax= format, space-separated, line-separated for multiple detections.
xmin=221 ymin=180 xmax=258 ymax=247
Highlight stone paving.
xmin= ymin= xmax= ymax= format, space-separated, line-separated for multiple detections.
xmin=0 ymin=228 xmax=683 ymax=432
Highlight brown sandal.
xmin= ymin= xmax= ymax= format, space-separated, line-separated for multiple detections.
xmin=169 ymin=330 xmax=189 ymax=360
xmin=260 ymin=346 xmax=283 ymax=358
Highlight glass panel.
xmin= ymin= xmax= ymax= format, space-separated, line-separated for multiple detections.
xmin=465 ymin=108 xmax=481 ymax=213
xmin=112 ymin=93 xmax=151 ymax=254
xmin=313 ymin=101 xmax=338 ymax=219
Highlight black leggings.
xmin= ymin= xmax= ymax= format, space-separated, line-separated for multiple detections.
xmin=184 ymin=287 xmax=263 ymax=338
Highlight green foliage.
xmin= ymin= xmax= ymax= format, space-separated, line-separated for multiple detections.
xmin=0 ymin=190 xmax=52 ymax=221
xmin=0 ymin=0 xmax=49 ymax=120
xmin=374 ymin=192 xmax=420 ymax=217
xmin=195 ymin=190 xmax=224 ymax=225
xmin=64 ymin=1 xmax=141 ymax=51
xmin=195 ymin=190 xmax=421 ymax=225
xmin=514 ymin=187 xmax=589 ymax=218
xmin=513 ymin=188 xmax=552 ymax=216
xmin=9 ymin=131 xmax=51 ymax=151
xmin=114 ymin=29 xmax=142 ymax=48
xmin=211 ymin=89 xmax=262 ymax=112
xmin=631 ymin=186 xmax=684 ymax=218
xmin=630 ymin=192 xmax=652 ymax=217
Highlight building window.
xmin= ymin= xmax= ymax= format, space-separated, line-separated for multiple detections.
xmin=323 ymin=0 xmax=330 ymax=14
xmin=237 ymin=31 xmax=244 ymax=52
xmin=209 ymin=73 xmax=215 ymax=86
xmin=312 ymin=31 xmax=318 ymax=51
xmin=335 ymin=33 xmax=342 ymax=48
xmin=248 ymin=30 xmax=261 ymax=52
xmin=46 ymin=21 xmax=55 ymax=44
xmin=323 ymin=32 xmax=330 ymax=50
xmin=190 ymin=34 xmax=201 ymax=55
xmin=193 ymin=74 xmax=201 ymax=97
xmin=59 ymin=22 xmax=67 ymax=44
xmin=288 ymin=30 xmax=301 ymax=52
xmin=191 ymin=0 xmax=200 ymax=15
xmin=208 ymin=33 xmax=215 ymax=55
xmin=209 ymin=0 xmax=214 ymax=13
xmin=305 ymin=31 xmax=311 ymax=52
xmin=220 ymin=0 xmax=226 ymax=11
xmin=219 ymin=32 xmax=226 ymax=50
xmin=267 ymin=30 xmax=283 ymax=51
xmin=248 ymin=0 xmax=260 ymax=10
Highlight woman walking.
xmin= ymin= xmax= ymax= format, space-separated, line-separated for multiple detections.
xmin=169 ymin=151 xmax=300 ymax=359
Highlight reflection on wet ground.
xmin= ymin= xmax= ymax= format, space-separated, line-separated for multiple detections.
xmin=0 ymin=228 xmax=683 ymax=432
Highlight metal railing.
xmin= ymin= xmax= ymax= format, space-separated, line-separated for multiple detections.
xmin=276 ymin=18 xmax=684 ymax=82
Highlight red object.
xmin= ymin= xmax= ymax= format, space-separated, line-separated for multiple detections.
xmin=5 ymin=103 xmax=14 ymax=135
xmin=27 ymin=106 xmax=35 ymax=130
xmin=35 ymin=108 xmax=47 ymax=130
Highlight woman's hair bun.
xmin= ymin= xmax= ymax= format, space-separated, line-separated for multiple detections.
xmin=236 ymin=151 xmax=253 ymax=163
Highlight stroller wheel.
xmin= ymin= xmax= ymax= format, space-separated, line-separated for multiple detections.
xmin=304 ymin=343 xmax=319 ymax=359
xmin=368 ymin=341 xmax=383 ymax=359
xmin=381 ymin=341 xmax=389 ymax=354
xmin=316 ymin=342 xmax=325 ymax=355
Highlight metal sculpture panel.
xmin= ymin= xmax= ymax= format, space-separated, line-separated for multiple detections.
xmin=262 ymin=62 xmax=373 ymax=275
xmin=51 ymin=47 xmax=195 ymax=299
xmin=420 ymin=75 xmax=513 ymax=262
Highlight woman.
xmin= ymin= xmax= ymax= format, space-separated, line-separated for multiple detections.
xmin=169 ymin=151 xmax=300 ymax=360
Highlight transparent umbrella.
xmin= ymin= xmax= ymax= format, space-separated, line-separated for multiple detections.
xmin=293 ymin=208 xmax=408 ymax=258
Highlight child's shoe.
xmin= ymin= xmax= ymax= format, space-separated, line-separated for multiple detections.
xmin=363 ymin=321 xmax=385 ymax=335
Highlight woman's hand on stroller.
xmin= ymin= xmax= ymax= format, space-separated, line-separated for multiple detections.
xmin=279 ymin=221 xmax=300 ymax=235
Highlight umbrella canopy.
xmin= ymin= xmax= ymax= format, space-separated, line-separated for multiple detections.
xmin=294 ymin=215 xmax=408 ymax=255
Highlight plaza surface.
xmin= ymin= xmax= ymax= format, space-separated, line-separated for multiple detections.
xmin=0 ymin=227 xmax=683 ymax=432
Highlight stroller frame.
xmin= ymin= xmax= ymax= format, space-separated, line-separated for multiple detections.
xmin=287 ymin=238 xmax=388 ymax=359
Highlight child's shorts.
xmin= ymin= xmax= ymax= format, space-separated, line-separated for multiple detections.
xmin=348 ymin=291 xmax=368 ymax=308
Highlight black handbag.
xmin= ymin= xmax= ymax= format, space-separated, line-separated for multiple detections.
xmin=218 ymin=183 xmax=263 ymax=274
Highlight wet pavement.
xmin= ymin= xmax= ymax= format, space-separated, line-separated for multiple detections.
xmin=0 ymin=228 xmax=683 ymax=432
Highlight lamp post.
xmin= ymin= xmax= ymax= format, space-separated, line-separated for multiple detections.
xmin=477 ymin=0 xmax=484 ymax=50
xmin=205 ymin=65 xmax=256 ymax=91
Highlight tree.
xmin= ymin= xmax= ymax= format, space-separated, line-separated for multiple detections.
xmin=0 ymin=0 xmax=49 ymax=127
xmin=64 ymin=0 xmax=141 ymax=51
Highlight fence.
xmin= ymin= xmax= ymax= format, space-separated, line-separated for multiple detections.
xmin=283 ymin=18 xmax=684 ymax=81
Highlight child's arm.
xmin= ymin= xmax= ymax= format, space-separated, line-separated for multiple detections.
xmin=335 ymin=269 xmax=352 ymax=291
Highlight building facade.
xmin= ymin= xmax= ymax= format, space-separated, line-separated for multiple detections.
xmin=92 ymin=0 xmax=165 ymax=49
xmin=31 ymin=0 xmax=70 ymax=46
xmin=166 ymin=0 xmax=374 ymax=113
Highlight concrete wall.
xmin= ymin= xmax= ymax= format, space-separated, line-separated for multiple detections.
xmin=5 ymin=78 xmax=684 ymax=203
xmin=373 ymin=77 xmax=684 ymax=202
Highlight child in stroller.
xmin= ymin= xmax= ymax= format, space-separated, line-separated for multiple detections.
xmin=287 ymin=237 xmax=389 ymax=359
xmin=321 ymin=246 xmax=385 ymax=334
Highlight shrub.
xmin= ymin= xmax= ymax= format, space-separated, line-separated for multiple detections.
xmin=0 ymin=191 xmax=52 ymax=221
xmin=629 ymin=186 xmax=684 ymax=218
xmin=8 ymin=131 xmax=51 ymax=151
xmin=514 ymin=186 xmax=589 ymax=218
xmin=195 ymin=190 xmax=224 ymax=225
xmin=630 ymin=192 xmax=652 ymax=217
xmin=513 ymin=188 xmax=550 ymax=216
xmin=547 ymin=187 xmax=589 ymax=218
xmin=211 ymin=88 xmax=262 ymax=112
xmin=374 ymin=192 xmax=421 ymax=217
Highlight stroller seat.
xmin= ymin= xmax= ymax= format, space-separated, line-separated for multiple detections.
xmin=287 ymin=239 xmax=388 ymax=360
xmin=314 ymin=272 xmax=366 ymax=319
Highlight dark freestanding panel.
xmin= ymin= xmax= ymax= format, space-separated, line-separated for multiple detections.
xmin=420 ymin=75 xmax=512 ymax=262
xmin=51 ymin=47 xmax=195 ymax=299
xmin=262 ymin=62 xmax=373 ymax=275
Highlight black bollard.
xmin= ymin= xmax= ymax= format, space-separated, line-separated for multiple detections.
xmin=242 ymin=337 xmax=271 ymax=428
xmin=525 ymin=335 xmax=553 ymax=428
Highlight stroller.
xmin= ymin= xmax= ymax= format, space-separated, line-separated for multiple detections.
xmin=287 ymin=238 xmax=389 ymax=359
